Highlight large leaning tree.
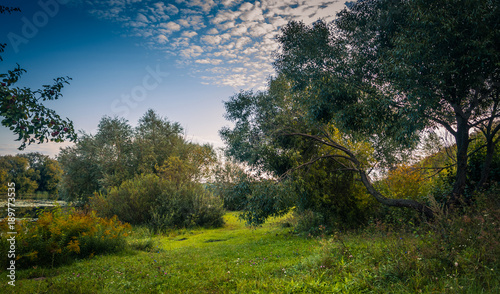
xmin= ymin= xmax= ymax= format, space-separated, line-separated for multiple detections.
xmin=1 ymin=5 xmax=76 ymax=150
xmin=221 ymin=0 xmax=499 ymax=218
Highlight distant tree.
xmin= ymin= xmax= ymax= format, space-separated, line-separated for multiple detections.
xmin=58 ymin=109 xmax=214 ymax=202
xmin=58 ymin=134 xmax=102 ymax=201
xmin=0 ymin=155 xmax=38 ymax=195
xmin=20 ymin=152 xmax=62 ymax=195
xmin=134 ymin=109 xmax=184 ymax=174
xmin=93 ymin=116 xmax=135 ymax=188
xmin=1 ymin=6 xmax=76 ymax=150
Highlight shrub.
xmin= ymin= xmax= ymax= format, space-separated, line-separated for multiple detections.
xmin=292 ymin=209 xmax=328 ymax=237
xmin=90 ymin=173 xmax=225 ymax=231
xmin=149 ymin=181 xmax=225 ymax=231
xmin=90 ymin=173 xmax=164 ymax=224
xmin=0 ymin=207 xmax=130 ymax=269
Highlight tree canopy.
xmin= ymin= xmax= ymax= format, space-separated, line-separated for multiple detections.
xmin=58 ymin=109 xmax=215 ymax=202
xmin=221 ymin=0 xmax=500 ymax=219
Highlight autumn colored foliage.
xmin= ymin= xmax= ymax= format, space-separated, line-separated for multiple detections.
xmin=0 ymin=207 xmax=130 ymax=269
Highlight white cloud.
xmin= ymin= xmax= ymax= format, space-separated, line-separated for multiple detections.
xmin=183 ymin=0 xmax=216 ymax=13
xmin=242 ymin=47 xmax=258 ymax=55
xmin=217 ymin=21 xmax=236 ymax=31
xmin=180 ymin=45 xmax=204 ymax=58
xmin=157 ymin=34 xmax=168 ymax=44
xmin=220 ymin=33 xmax=232 ymax=40
xmin=165 ymin=3 xmax=180 ymax=15
xmin=182 ymin=31 xmax=198 ymax=38
xmin=211 ymin=10 xmax=241 ymax=24
xmin=206 ymin=28 xmax=219 ymax=34
xmin=84 ymin=0 xmax=347 ymax=89
xmin=170 ymin=37 xmax=190 ymax=49
xmin=201 ymin=35 xmax=223 ymax=45
xmin=161 ymin=21 xmax=181 ymax=32
xmin=249 ymin=22 xmax=274 ymax=37
xmin=177 ymin=15 xmax=204 ymax=29
xmin=136 ymin=13 xmax=149 ymax=23
xmin=221 ymin=0 xmax=242 ymax=7
xmin=128 ymin=21 xmax=147 ymax=28
xmin=239 ymin=6 xmax=264 ymax=22
xmin=195 ymin=58 xmax=223 ymax=65
xmin=238 ymin=2 xmax=254 ymax=11
xmin=235 ymin=36 xmax=252 ymax=49
xmin=230 ymin=24 xmax=248 ymax=36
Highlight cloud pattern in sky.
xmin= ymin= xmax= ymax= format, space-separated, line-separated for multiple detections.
xmin=84 ymin=0 xmax=344 ymax=89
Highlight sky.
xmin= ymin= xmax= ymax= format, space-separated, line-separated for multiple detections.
xmin=0 ymin=0 xmax=347 ymax=157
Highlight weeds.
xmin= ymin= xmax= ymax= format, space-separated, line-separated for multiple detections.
xmin=0 ymin=207 xmax=131 ymax=269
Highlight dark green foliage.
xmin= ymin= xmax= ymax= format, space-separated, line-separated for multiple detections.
xmin=0 ymin=153 xmax=62 ymax=197
xmin=0 ymin=155 xmax=38 ymax=195
xmin=134 ymin=109 xmax=184 ymax=175
xmin=19 ymin=152 xmax=62 ymax=195
xmin=290 ymin=160 xmax=371 ymax=229
xmin=218 ymin=177 xmax=251 ymax=211
xmin=57 ymin=109 xmax=187 ymax=202
xmin=61 ymin=109 xmax=222 ymax=230
xmin=90 ymin=173 xmax=225 ymax=231
xmin=150 ymin=181 xmax=224 ymax=231
xmin=58 ymin=134 xmax=103 ymax=202
xmin=238 ymin=179 xmax=293 ymax=226
xmin=220 ymin=77 xmax=385 ymax=227
xmin=467 ymin=134 xmax=500 ymax=192
xmin=272 ymin=0 xmax=500 ymax=205
xmin=90 ymin=174 xmax=163 ymax=225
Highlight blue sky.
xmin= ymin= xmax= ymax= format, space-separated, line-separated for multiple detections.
xmin=0 ymin=0 xmax=346 ymax=157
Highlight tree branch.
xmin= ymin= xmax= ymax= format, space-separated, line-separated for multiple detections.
xmin=278 ymin=154 xmax=357 ymax=180
xmin=282 ymin=131 xmax=433 ymax=218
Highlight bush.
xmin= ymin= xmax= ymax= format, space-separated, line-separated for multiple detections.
xmin=150 ymin=182 xmax=225 ymax=231
xmin=90 ymin=173 xmax=163 ymax=224
xmin=90 ymin=174 xmax=225 ymax=231
xmin=0 ymin=207 xmax=130 ymax=269
xmin=292 ymin=210 xmax=328 ymax=237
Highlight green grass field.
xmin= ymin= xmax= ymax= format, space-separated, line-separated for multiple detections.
xmin=1 ymin=212 xmax=498 ymax=293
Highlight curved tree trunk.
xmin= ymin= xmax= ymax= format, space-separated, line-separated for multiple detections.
xmin=285 ymin=132 xmax=435 ymax=219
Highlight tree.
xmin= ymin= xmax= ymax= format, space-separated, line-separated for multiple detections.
xmin=20 ymin=152 xmax=62 ymax=195
xmin=57 ymin=116 xmax=136 ymax=201
xmin=57 ymin=109 xmax=215 ymax=202
xmin=94 ymin=116 xmax=135 ymax=188
xmin=134 ymin=109 xmax=184 ymax=174
xmin=58 ymin=134 xmax=103 ymax=201
xmin=1 ymin=6 xmax=77 ymax=150
xmin=268 ymin=0 xmax=499 ymax=208
xmin=221 ymin=76 xmax=385 ymax=224
xmin=222 ymin=0 xmax=500 ymax=219
xmin=0 ymin=155 xmax=38 ymax=195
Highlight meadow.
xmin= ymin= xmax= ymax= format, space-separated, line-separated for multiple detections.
xmin=1 ymin=211 xmax=498 ymax=293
